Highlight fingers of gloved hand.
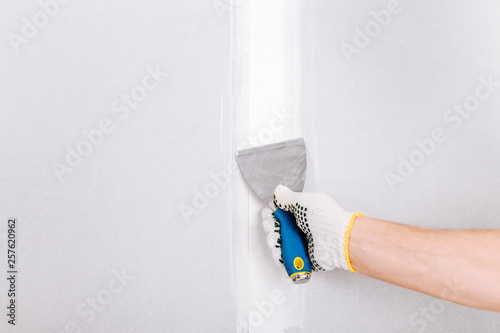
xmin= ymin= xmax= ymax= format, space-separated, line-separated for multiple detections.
xmin=273 ymin=184 xmax=310 ymax=238
xmin=262 ymin=208 xmax=277 ymax=233
xmin=273 ymin=185 xmax=299 ymax=210
xmin=274 ymin=185 xmax=328 ymax=272
xmin=261 ymin=208 xmax=284 ymax=267
xmin=274 ymin=184 xmax=342 ymax=213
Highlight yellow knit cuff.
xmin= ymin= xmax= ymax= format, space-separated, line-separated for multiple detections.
xmin=344 ymin=212 xmax=364 ymax=272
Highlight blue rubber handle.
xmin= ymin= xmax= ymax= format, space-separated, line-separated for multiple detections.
xmin=274 ymin=208 xmax=312 ymax=281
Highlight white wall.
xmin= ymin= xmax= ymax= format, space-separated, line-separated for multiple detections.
xmin=0 ymin=1 xmax=237 ymax=331
xmin=1 ymin=1 xmax=499 ymax=332
xmin=293 ymin=1 xmax=500 ymax=332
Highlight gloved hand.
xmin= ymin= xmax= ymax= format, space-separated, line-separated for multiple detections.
xmin=262 ymin=185 xmax=363 ymax=272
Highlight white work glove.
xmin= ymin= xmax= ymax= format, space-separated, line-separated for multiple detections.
xmin=262 ymin=185 xmax=363 ymax=272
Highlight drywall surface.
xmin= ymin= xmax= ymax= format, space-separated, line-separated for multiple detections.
xmin=1 ymin=1 xmax=500 ymax=332
xmin=0 ymin=1 xmax=237 ymax=331
xmin=292 ymin=1 xmax=500 ymax=332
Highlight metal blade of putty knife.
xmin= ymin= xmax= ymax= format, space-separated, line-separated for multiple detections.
xmin=236 ymin=138 xmax=312 ymax=284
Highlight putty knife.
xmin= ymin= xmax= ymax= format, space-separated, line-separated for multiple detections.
xmin=236 ymin=138 xmax=312 ymax=284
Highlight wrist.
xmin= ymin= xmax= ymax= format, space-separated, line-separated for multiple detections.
xmin=348 ymin=215 xmax=371 ymax=273
xmin=344 ymin=213 xmax=365 ymax=272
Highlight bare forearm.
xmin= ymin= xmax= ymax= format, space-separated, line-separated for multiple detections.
xmin=349 ymin=216 xmax=500 ymax=312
